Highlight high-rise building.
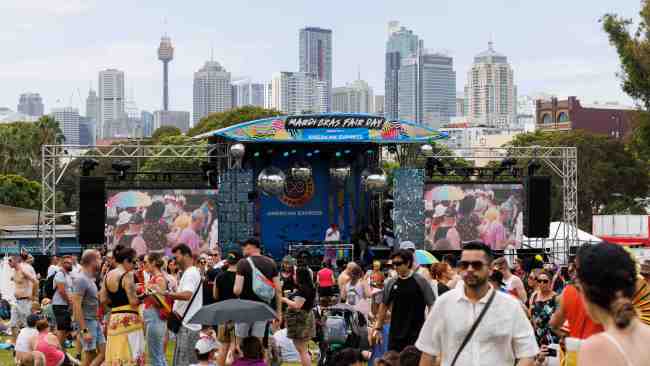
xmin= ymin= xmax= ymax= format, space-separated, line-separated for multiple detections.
xmin=154 ymin=110 xmax=190 ymax=132
xmin=193 ymin=60 xmax=232 ymax=124
xmin=385 ymin=22 xmax=420 ymax=120
xmin=271 ymin=72 xmax=326 ymax=115
xmin=17 ymin=93 xmax=44 ymax=117
xmin=141 ymin=111 xmax=154 ymax=137
xmin=299 ymin=27 xmax=332 ymax=111
xmin=98 ymin=69 xmax=125 ymax=139
xmin=264 ymin=82 xmax=273 ymax=109
xmin=158 ymin=35 xmax=174 ymax=111
xmin=398 ymin=50 xmax=456 ymax=128
xmin=464 ymin=42 xmax=516 ymax=128
xmin=79 ymin=116 xmax=95 ymax=145
xmin=456 ymin=96 xmax=465 ymax=117
xmin=332 ymin=79 xmax=374 ymax=113
xmin=51 ymin=107 xmax=80 ymax=145
xmin=232 ymin=79 xmax=265 ymax=108
xmin=374 ymin=95 xmax=385 ymax=115
xmin=86 ymin=89 xmax=99 ymax=122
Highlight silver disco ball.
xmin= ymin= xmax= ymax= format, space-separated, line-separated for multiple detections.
xmin=330 ymin=165 xmax=351 ymax=186
xmin=420 ymin=144 xmax=433 ymax=156
xmin=230 ymin=143 xmax=246 ymax=160
xmin=289 ymin=162 xmax=312 ymax=182
xmin=257 ymin=167 xmax=286 ymax=196
xmin=362 ymin=168 xmax=388 ymax=193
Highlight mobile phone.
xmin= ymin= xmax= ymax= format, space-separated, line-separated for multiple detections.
xmin=547 ymin=348 xmax=557 ymax=357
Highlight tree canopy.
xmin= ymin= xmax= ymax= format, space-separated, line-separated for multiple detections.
xmin=0 ymin=174 xmax=42 ymax=210
xmin=187 ymin=106 xmax=282 ymax=137
xmin=151 ymin=125 xmax=182 ymax=142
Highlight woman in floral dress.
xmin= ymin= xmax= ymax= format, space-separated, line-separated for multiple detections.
xmin=529 ymin=270 xmax=559 ymax=345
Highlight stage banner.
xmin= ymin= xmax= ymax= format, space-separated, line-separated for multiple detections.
xmin=393 ymin=168 xmax=425 ymax=248
xmin=217 ymin=169 xmax=254 ymax=254
xmin=259 ymin=158 xmax=330 ymax=259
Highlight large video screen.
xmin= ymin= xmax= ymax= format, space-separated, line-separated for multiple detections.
xmin=423 ymin=183 xmax=524 ymax=250
xmin=105 ymin=189 xmax=218 ymax=255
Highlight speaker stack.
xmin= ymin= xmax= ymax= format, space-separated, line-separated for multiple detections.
xmin=524 ymin=176 xmax=551 ymax=238
xmin=78 ymin=177 xmax=106 ymax=245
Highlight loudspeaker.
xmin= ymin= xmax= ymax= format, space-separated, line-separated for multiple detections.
xmin=78 ymin=177 xmax=106 ymax=245
xmin=524 ymin=176 xmax=551 ymax=238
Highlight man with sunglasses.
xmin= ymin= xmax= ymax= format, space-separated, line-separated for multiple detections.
xmin=416 ymin=241 xmax=538 ymax=366
xmin=373 ymin=249 xmax=435 ymax=352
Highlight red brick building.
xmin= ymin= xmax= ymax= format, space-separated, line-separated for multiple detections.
xmin=535 ymin=96 xmax=636 ymax=138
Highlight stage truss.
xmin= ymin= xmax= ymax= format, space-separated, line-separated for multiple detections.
xmin=41 ymin=143 xmax=230 ymax=254
xmin=386 ymin=145 xmax=578 ymax=263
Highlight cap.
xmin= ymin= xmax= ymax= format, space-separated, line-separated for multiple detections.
xmin=195 ymin=337 xmax=218 ymax=354
xmin=399 ymin=241 xmax=416 ymax=250
xmin=226 ymin=252 xmax=241 ymax=265
xmin=116 ymin=211 xmax=132 ymax=226
xmin=129 ymin=213 xmax=144 ymax=225
xmin=432 ymin=204 xmax=446 ymax=218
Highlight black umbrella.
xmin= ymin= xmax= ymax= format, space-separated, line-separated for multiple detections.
xmin=188 ymin=299 xmax=277 ymax=325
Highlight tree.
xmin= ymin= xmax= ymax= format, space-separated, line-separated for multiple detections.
xmin=508 ymin=130 xmax=648 ymax=230
xmin=187 ymin=106 xmax=282 ymax=137
xmin=141 ymin=135 xmax=208 ymax=172
xmin=0 ymin=174 xmax=42 ymax=210
xmin=151 ymin=126 xmax=181 ymax=142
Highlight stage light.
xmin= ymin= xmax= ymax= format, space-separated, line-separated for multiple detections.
xmin=267 ymin=149 xmax=273 ymax=154
xmin=283 ymin=152 xmax=289 ymax=157
xmin=314 ymin=150 xmax=320 ymax=154
xmin=111 ymin=160 xmax=132 ymax=180
xmin=306 ymin=153 xmax=313 ymax=157
xmin=200 ymin=161 xmax=219 ymax=186
xmin=253 ymin=152 xmax=260 ymax=157
xmin=528 ymin=160 xmax=542 ymax=176
xmin=291 ymin=149 xmax=297 ymax=154
xmin=344 ymin=150 xmax=351 ymax=154
xmin=335 ymin=152 xmax=342 ymax=157
xmin=366 ymin=150 xmax=374 ymax=154
xmin=81 ymin=159 xmax=99 ymax=177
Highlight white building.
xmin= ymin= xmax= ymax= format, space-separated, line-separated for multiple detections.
xmin=193 ymin=60 xmax=232 ymax=124
xmin=464 ymin=42 xmax=516 ymax=128
xmin=232 ymin=79 xmax=265 ymax=108
xmin=98 ymin=69 xmax=125 ymax=139
xmin=439 ymin=122 xmax=522 ymax=166
xmin=271 ymin=71 xmax=326 ymax=115
xmin=374 ymin=95 xmax=385 ymax=115
xmin=154 ymin=110 xmax=191 ymax=133
xmin=332 ymin=79 xmax=374 ymax=113
xmin=517 ymin=93 xmax=554 ymax=132
xmin=264 ymin=82 xmax=273 ymax=109
xmin=0 ymin=107 xmax=39 ymax=123
xmin=51 ymin=107 xmax=80 ymax=145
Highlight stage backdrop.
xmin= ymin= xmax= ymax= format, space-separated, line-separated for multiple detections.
xmin=105 ymin=189 xmax=219 ymax=255
xmin=423 ymin=183 xmax=524 ymax=250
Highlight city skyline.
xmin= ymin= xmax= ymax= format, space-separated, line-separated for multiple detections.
xmin=0 ymin=0 xmax=640 ymax=115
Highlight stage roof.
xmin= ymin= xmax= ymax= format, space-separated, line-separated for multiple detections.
xmin=194 ymin=113 xmax=448 ymax=144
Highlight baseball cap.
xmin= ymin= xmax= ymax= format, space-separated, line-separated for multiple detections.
xmin=399 ymin=241 xmax=416 ymax=250
xmin=116 ymin=211 xmax=132 ymax=226
xmin=195 ymin=337 xmax=218 ymax=354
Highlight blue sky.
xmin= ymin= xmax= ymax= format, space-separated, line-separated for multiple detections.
xmin=0 ymin=0 xmax=642 ymax=116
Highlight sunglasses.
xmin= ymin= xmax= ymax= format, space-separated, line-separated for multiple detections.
xmin=392 ymin=261 xmax=406 ymax=267
xmin=538 ymin=279 xmax=550 ymax=284
xmin=458 ymin=260 xmax=486 ymax=270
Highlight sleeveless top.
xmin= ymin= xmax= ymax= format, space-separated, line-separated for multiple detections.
xmin=144 ymin=274 xmax=165 ymax=309
xmin=35 ymin=332 xmax=65 ymax=366
xmin=562 ymin=285 xmax=603 ymax=338
xmin=317 ymin=268 xmax=334 ymax=287
xmin=107 ymin=272 xmax=130 ymax=308
xmin=602 ymin=332 xmax=635 ymax=366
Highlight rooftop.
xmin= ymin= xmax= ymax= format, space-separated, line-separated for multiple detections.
xmin=474 ymin=41 xmax=508 ymax=64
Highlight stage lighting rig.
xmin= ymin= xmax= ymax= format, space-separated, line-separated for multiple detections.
xmin=81 ymin=159 xmax=99 ymax=177
xmin=527 ymin=160 xmax=542 ymax=176
xmin=111 ymin=160 xmax=132 ymax=181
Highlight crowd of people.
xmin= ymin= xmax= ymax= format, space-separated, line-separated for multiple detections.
xmin=4 ymin=237 xmax=650 ymax=366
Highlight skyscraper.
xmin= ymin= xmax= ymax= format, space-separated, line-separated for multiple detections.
xmin=271 ymin=72 xmax=326 ymax=115
xmin=332 ymin=79 xmax=374 ymax=113
xmin=17 ymin=93 xmax=44 ymax=117
xmin=374 ymin=95 xmax=385 ymax=115
xmin=51 ymin=107 xmax=80 ymax=145
xmin=141 ymin=111 xmax=154 ymax=137
xmin=299 ymin=27 xmax=332 ymax=111
xmin=398 ymin=51 xmax=456 ymax=128
xmin=232 ymin=79 xmax=265 ymax=108
xmin=385 ymin=22 xmax=420 ymax=120
xmin=98 ymin=69 xmax=125 ymax=139
xmin=86 ymin=89 xmax=99 ymax=121
xmin=464 ymin=42 xmax=516 ymax=128
xmin=193 ymin=60 xmax=232 ymax=124
xmin=158 ymin=35 xmax=174 ymax=111
xmin=153 ymin=110 xmax=190 ymax=132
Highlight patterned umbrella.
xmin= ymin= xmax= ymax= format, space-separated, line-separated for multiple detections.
xmin=634 ymin=277 xmax=650 ymax=325
xmin=107 ymin=191 xmax=152 ymax=208
xmin=415 ymin=250 xmax=438 ymax=265
xmin=429 ymin=185 xmax=465 ymax=201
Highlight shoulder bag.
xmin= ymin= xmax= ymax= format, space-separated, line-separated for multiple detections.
xmin=450 ymin=289 xmax=497 ymax=366
xmin=167 ymin=276 xmax=203 ymax=333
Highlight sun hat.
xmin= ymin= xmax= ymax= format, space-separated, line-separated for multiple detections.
xmin=116 ymin=211 xmax=132 ymax=226
xmin=195 ymin=337 xmax=218 ymax=354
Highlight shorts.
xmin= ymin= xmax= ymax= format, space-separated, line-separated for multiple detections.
xmin=217 ymin=322 xmax=235 ymax=344
xmin=318 ymin=286 xmax=335 ymax=298
xmin=52 ymin=305 xmax=73 ymax=332
xmin=235 ymin=321 xmax=267 ymax=338
xmin=286 ymin=310 xmax=315 ymax=340
xmin=10 ymin=299 xmax=32 ymax=328
xmin=80 ymin=319 xmax=106 ymax=352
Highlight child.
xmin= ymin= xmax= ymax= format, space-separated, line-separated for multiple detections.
xmin=190 ymin=337 xmax=218 ymax=366
xmin=232 ymin=337 xmax=267 ymax=366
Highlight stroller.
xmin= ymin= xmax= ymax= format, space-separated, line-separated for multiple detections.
xmin=315 ymin=303 xmax=369 ymax=366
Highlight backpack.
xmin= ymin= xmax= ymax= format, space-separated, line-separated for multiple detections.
xmin=323 ymin=315 xmax=348 ymax=345
xmin=43 ymin=272 xmax=58 ymax=299
xmin=247 ymin=257 xmax=275 ymax=303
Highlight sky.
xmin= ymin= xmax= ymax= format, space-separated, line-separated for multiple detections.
xmin=0 ymin=0 xmax=643 ymax=116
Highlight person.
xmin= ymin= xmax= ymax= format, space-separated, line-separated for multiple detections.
xmin=70 ymin=250 xmax=105 ymax=366
xmin=30 ymin=318 xmax=65 ymax=366
xmin=47 ymin=257 xmax=60 ymax=278
xmin=280 ymin=256 xmax=297 ymax=293
xmin=281 ymin=267 xmax=316 ymax=366
xmin=51 ymin=256 xmax=74 ymax=348
xmin=374 ymin=249 xmax=435 ymax=352
xmin=549 ymin=277 xmax=604 ymax=340
xmin=166 ymin=258 xmax=180 ymax=291
xmin=483 ymin=206 xmax=510 ymax=250
xmin=232 ymin=337 xmax=267 ymax=366
xmin=142 ymin=201 xmax=171 ymax=255
xmin=528 ymin=270 xmax=559 ymax=346
xmin=455 ymin=195 xmax=481 ymax=244
xmin=489 ymin=270 xmax=508 ymax=293
xmin=203 ymin=251 xmax=222 ymax=306
xmin=377 ymin=351 xmax=400 ymax=366
xmin=399 ymin=346 xmax=422 ymax=366
xmin=324 ymin=223 xmax=341 ymax=242
xmin=526 ymin=269 xmax=541 ymax=300
xmin=142 ymin=253 xmax=169 ymax=366
xmin=571 ymin=243 xmax=650 ymax=366
xmin=340 ymin=262 xmax=371 ymax=316
xmin=126 ymin=213 xmax=147 ymax=257
xmin=175 ymin=209 xmax=205 ymax=254
xmin=213 ymin=251 xmax=241 ymax=366
xmin=428 ymin=263 xmax=451 ymax=298
xmin=332 ymin=348 xmax=365 ymax=366
xmin=316 ymin=261 xmax=335 ymax=306
xmin=9 ymin=254 xmax=38 ymax=337
xmin=99 ymin=245 xmax=145 ymax=365
xmin=433 ymin=208 xmax=461 ymax=250
xmin=168 ymin=243 xmax=204 ymax=366
xmin=190 ymin=337 xmax=219 ymax=366
xmin=493 ymin=256 xmax=528 ymax=303
xmin=415 ymin=241 xmax=539 ymax=366
xmin=15 ymin=314 xmax=45 ymax=366
xmin=233 ymin=238 xmax=282 ymax=343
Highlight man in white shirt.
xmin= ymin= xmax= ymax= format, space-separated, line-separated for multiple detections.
xmin=415 ymin=241 xmax=538 ymax=366
xmin=169 ymin=243 xmax=203 ymax=366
